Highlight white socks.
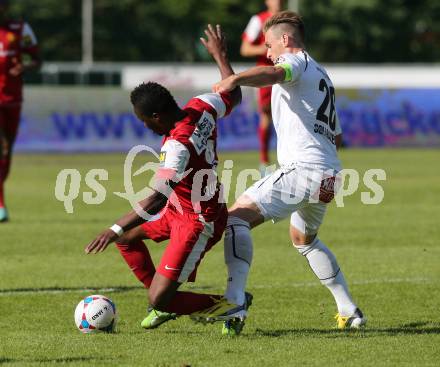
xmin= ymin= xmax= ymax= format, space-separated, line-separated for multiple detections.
xmin=224 ymin=216 xmax=357 ymax=316
xmin=224 ymin=216 xmax=253 ymax=306
xmin=296 ymin=237 xmax=357 ymax=317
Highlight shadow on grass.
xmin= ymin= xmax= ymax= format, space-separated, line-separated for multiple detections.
xmin=3 ymin=218 xmax=107 ymax=225
xmin=0 ymin=285 xmax=220 ymax=296
xmin=0 ymin=285 xmax=143 ymax=295
xmin=255 ymin=321 xmax=440 ymax=338
xmin=0 ymin=356 xmax=110 ymax=364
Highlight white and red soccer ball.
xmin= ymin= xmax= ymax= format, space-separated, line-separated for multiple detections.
xmin=74 ymin=295 xmax=117 ymax=333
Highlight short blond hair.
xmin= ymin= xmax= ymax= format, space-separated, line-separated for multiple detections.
xmin=264 ymin=11 xmax=305 ymax=47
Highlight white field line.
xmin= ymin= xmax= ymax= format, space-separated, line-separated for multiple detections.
xmin=0 ymin=287 xmax=130 ymax=296
xmin=0 ymin=277 xmax=434 ymax=296
xmin=252 ymin=277 xmax=433 ymax=289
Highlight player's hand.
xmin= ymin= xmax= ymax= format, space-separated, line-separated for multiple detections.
xmin=85 ymin=229 xmax=118 ymax=254
xmin=212 ymin=74 xmax=237 ymax=93
xmin=9 ymin=58 xmax=24 ymax=76
xmin=200 ymin=24 xmax=227 ymax=58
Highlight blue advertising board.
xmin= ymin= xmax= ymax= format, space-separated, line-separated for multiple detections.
xmin=14 ymin=87 xmax=440 ymax=152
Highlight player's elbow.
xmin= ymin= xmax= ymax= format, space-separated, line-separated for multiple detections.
xmin=272 ymin=66 xmax=287 ymax=84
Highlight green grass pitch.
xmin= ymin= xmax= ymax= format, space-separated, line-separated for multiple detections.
xmin=0 ymin=149 xmax=439 ymax=366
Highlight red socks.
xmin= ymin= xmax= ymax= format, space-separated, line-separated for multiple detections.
xmin=258 ymin=125 xmax=271 ymax=164
xmin=116 ymin=240 xmax=224 ymax=315
xmin=0 ymin=158 xmax=9 ymax=208
xmin=116 ymin=240 xmax=156 ymax=288
xmin=0 ymin=181 xmax=4 ymax=208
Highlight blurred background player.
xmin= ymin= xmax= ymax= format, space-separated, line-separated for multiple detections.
xmin=0 ymin=0 xmax=41 ymax=222
xmin=85 ymin=25 xmax=248 ymax=330
xmin=240 ymin=0 xmax=284 ymax=174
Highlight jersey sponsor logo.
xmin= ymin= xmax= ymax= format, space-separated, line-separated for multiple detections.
xmin=189 ymin=110 xmax=215 ymax=155
xmin=159 ymin=151 xmax=166 ymax=167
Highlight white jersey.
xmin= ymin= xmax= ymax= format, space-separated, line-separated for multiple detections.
xmin=272 ymin=51 xmax=342 ymax=171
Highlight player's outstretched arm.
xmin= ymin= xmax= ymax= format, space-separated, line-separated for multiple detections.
xmin=200 ymin=24 xmax=241 ymax=107
xmin=85 ymin=167 xmax=184 ymax=254
xmin=213 ymin=65 xmax=285 ymax=94
xmin=84 ymin=191 xmax=168 ymax=254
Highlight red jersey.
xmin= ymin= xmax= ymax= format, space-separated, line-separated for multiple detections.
xmin=0 ymin=20 xmax=39 ymax=104
xmin=242 ymin=11 xmax=273 ymax=67
xmin=156 ymin=92 xmax=233 ymax=221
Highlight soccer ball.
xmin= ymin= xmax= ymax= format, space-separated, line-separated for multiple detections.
xmin=74 ymin=295 xmax=117 ymax=333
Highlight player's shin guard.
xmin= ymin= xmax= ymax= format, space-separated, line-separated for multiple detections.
xmin=116 ymin=240 xmax=156 ymax=288
xmin=224 ymin=216 xmax=253 ymax=306
xmin=296 ymin=237 xmax=357 ymax=317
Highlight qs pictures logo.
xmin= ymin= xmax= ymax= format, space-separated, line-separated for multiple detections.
xmin=55 ymin=145 xmax=387 ymax=215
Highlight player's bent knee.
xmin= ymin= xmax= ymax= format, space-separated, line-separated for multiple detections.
xmin=228 ymin=196 xmax=264 ymax=228
xmin=290 ymin=225 xmax=317 ymax=247
xmin=229 ymin=194 xmax=256 ymax=211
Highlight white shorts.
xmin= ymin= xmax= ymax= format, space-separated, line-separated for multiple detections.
xmin=243 ymin=165 xmax=330 ymax=235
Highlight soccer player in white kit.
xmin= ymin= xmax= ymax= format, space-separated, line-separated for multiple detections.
xmin=210 ymin=11 xmax=367 ymax=335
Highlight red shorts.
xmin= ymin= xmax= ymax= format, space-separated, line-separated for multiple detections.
xmin=141 ymin=205 xmax=227 ymax=283
xmin=0 ymin=104 xmax=22 ymax=143
xmin=258 ymin=86 xmax=272 ymax=112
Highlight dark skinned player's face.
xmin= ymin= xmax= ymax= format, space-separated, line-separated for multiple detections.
xmin=133 ymin=107 xmax=168 ymax=136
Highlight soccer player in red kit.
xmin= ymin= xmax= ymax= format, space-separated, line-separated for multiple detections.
xmin=0 ymin=0 xmax=41 ymax=222
xmin=85 ymin=25 xmax=251 ymax=329
xmin=240 ymin=0 xmax=284 ymax=172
